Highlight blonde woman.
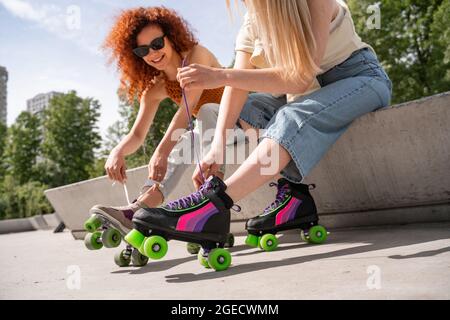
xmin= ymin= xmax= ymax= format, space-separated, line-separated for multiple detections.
xmin=125 ymin=0 xmax=392 ymax=270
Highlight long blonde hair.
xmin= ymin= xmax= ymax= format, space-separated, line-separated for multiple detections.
xmin=229 ymin=0 xmax=321 ymax=84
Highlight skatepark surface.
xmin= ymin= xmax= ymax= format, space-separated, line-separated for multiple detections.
xmin=0 ymin=222 xmax=449 ymax=300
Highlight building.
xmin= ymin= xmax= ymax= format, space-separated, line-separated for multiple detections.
xmin=0 ymin=66 xmax=7 ymax=125
xmin=26 ymin=91 xmax=64 ymax=155
xmin=26 ymin=91 xmax=63 ymax=164
xmin=26 ymin=91 xmax=63 ymax=115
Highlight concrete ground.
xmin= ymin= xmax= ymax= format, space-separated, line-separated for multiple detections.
xmin=0 ymin=222 xmax=449 ymax=300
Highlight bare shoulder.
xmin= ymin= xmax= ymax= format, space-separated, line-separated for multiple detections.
xmin=185 ymin=44 xmax=222 ymax=67
xmin=308 ymin=0 xmax=338 ymax=20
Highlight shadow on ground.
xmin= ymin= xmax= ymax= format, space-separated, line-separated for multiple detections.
xmin=111 ymin=223 xmax=450 ymax=283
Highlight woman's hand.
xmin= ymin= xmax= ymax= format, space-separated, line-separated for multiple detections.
xmin=192 ymin=148 xmax=224 ymax=189
xmin=105 ymin=149 xmax=127 ymax=183
xmin=177 ymin=64 xmax=225 ymax=90
xmin=148 ymin=150 xmax=169 ymax=183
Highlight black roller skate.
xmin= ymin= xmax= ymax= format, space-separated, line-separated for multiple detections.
xmin=125 ymin=176 xmax=236 ymax=271
xmin=245 ymin=179 xmax=328 ymax=252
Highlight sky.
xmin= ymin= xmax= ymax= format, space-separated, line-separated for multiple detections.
xmin=0 ymin=0 xmax=245 ymax=140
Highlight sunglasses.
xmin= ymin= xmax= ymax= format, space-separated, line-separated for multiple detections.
xmin=133 ymin=35 xmax=166 ymax=58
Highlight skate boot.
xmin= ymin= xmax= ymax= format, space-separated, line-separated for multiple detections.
xmin=245 ymin=179 xmax=328 ymax=252
xmin=83 ymin=198 xmax=153 ymax=267
xmin=125 ymin=176 xmax=236 ymax=271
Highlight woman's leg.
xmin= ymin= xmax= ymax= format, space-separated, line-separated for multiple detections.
xmin=225 ymin=136 xmax=290 ymax=202
xmin=195 ymin=103 xmax=225 ymax=180
xmin=225 ymin=74 xmax=392 ymax=203
xmin=239 ymin=119 xmax=262 ymax=142
xmin=138 ymin=103 xmax=227 ymax=206
xmin=137 ymin=131 xmax=193 ymax=206
xmin=222 ymin=94 xmax=293 ymax=200
xmin=196 ymin=103 xmax=249 ymax=181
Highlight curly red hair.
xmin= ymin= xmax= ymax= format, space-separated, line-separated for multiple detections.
xmin=103 ymin=7 xmax=198 ymax=103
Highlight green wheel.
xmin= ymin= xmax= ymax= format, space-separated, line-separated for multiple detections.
xmin=225 ymin=233 xmax=235 ymax=248
xmin=300 ymin=230 xmax=308 ymax=242
xmin=187 ymin=242 xmax=201 ymax=255
xmin=257 ymin=237 xmax=263 ymax=249
xmin=131 ymin=249 xmax=149 ymax=267
xmin=102 ymin=228 xmax=122 ymax=248
xmin=138 ymin=241 xmax=147 ymax=256
xmin=124 ymin=229 xmax=145 ymax=250
xmin=84 ymin=215 xmax=102 ymax=233
xmin=308 ymin=225 xmax=328 ymax=244
xmin=197 ymin=251 xmax=211 ymax=269
xmin=245 ymin=234 xmax=259 ymax=247
xmin=208 ymin=248 xmax=231 ymax=271
xmin=143 ymin=236 xmax=168 ymax=260
xmin=84 ymin=231 xmax=103 ymax=250
xmin=259 ymin=234 xmax=278 ymax=252
xmin=114 ymin=249 xmax=131 ymax=267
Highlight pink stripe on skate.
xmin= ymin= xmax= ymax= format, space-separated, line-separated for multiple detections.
xmin=192 ymin=209 xmax=218 ymax=232
xmin=275 ymin=198 xmax=302 ymax=226
xmin=176 ymin=202 xmax=218 ymax=232
xmin=186 ymin=204 xmax=218 ymax=232
xmin=185 ymin=206 xmax=216 ymax=232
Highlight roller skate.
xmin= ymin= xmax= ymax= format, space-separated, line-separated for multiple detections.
xmin=186 ymin=233 xmax=235 ymax=254
xmin=245 ymin=179 xmax=328 ymax=252
xmin=125 ymin=176 xmax=236 ymax=272
xmin=83 ymin=199 xmax=151 ymax=267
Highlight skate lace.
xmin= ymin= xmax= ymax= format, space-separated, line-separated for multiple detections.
xmin=165 ymin=181 xmax=213 ymax=210
xmin=263 ymin=182 xmax=291 ymax=214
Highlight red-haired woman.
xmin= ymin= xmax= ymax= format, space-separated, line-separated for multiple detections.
xmin=91 ymin=7 xmax=242 ymax=233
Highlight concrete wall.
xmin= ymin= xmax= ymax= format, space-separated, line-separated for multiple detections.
xmin=0 ymin=214 xmax=60 ymax=234
xmin=44 ymin=92 xmax=450 ymax=239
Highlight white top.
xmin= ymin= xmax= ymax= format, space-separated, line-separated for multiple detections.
xmin=235 ymin=0 xmax=375 ymax=101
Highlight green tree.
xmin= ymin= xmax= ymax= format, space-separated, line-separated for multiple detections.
xmin=103 ymin=97 xmax=134 ymax=154
xmin=0 ymin=121 xmax=7 ymax=179
xmin=32 ymin=158 xmax=66 ymax=187
xmin=15 ymin=180 xmax=53 ymax=218
xmin=3 ymin=112 xmax=41 ymax=185
xmin=0 ymin=175 xmax=19 ymax=219
xmin=431 ymin=0 xmax=450 ymax=74
xmin=103 ymin=95 xmax=177 ymax=170
xmin=348 ymin=0 xmax=450 ymax=104
xmin=145 ymin=98 xmax=178 ymax=160
xmin=42 ymin=91 xmax=102 ymax=185
xmin=0 ymin=175 xmax=52 ymax=220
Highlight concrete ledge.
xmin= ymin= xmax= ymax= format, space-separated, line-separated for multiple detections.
xmin=41 ymin=213 xmax=61 ymax=229
xmin=302 ymin=91 xmax=450 ymax=214
xmin=0 ymin=218 xmax=34 ymax=234
xmin=0 ymin=214 xmax=59 ymax=234
xmin=44 ymin=92 xmax=450 ymax=239
xmin=230 ymin=203 xmax=450 ymax=235
xmin=319 ymin=203 xmax=450 ymax=229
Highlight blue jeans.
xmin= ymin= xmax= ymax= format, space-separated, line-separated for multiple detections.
xmin=239 ymin=48 xmax=393 ymax=183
